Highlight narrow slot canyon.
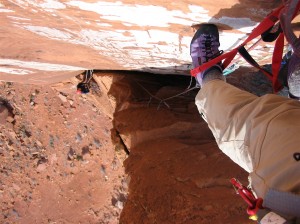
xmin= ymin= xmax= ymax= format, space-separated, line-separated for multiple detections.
xmin=105 ymin=71 xmax=250 ymax=223
xmin=1 ymin=69 xmax=274 ymax=223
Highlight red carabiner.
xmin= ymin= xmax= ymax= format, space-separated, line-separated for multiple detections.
xmin=230 ymin=178 xmax=263 ymax=216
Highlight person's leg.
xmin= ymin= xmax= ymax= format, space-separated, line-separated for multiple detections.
xmin=195 ymin=73 xmax=300 ymax=199
xmin=195 ymin=75 xmax=257 ymax=173
xmin=192 ymin=21 xmax=300 ymax=218
xmin=190 ymin=23 xmax=258 ymax=172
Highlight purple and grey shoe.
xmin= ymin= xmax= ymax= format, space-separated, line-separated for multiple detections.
xmin=190 ymin=23 xmax=224 ymax=86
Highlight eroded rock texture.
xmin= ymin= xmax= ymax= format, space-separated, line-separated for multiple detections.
xmin=0 ymin=70 xmax=258 ymax=223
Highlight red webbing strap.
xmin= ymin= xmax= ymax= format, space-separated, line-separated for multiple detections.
xmin=237 ymin=46 xmax=273 ymax=81
xmin=242 ymin=5 xmax=284 ymax=44
xmin=190 ymin=50 xmax=237 ymax=77
xmin=240 ymin=2 xmax=299 ymax=92
xmin=272 ymin=33 xmax=285 ymax=92
xmin=221 ymin=49 xmax=238 ymax=70
xmin=190 ymin=5 xmax=284 ymax=78
xmin=234 ymin=5 xmax=284 ymax=90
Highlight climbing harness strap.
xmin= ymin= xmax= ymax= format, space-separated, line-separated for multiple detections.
xmin=190 ymin=5 xmax=284 ymax=75
xmin=83 ymin=69 xmax=93 ymax=83
xmin=191 ymin=2 xmax=300 ymax=92
xmin=77 ymin=70 xmax=94 ymax=94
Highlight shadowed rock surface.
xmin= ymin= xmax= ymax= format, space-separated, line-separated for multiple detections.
xmin=0 ymin=68 xmax=279 ymax=223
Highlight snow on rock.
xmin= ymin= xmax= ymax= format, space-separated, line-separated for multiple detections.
xmin=0 ymin=0 xmax=285 ymax=83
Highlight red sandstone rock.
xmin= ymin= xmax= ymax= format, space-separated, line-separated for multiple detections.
xmin=1 ymin=0 xmax=296 ymax=84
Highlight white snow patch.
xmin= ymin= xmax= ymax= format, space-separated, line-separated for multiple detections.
xmin=0 ymin=59 xmax=85 ymax=71
xmin=0 ymin=2 xmax=14 ymax=12
xmin=22 ymin=26 xmax=72 ymax=40
xmin=148 ymin=30 xmax=179 ymax=44
xmin=187 ymin=5 xmax=211 ymax=24
xmin=0 ymin=67 xmax=32 ymax=75
xmin=96 ymin=22 xmax=112 ymax=27
xmin=0 ymin=8 xmax=14 ymax=12
xmin=39 ymin=0 xmax=66 ymax=9
xmin=67 ymin=1 xmax=210 ymax=27
xmin=123 ymin=23 xmax=133 ymax=27
xmin=6 ymin=0 xmax=24 ymax=7
xmin=66 ymin=1 xmax=258 ymax=32
xmin=7 ymin=16 xmax=31 ymax=21
xmin=7 ymin=0 xmax=65 ymax=10
xmin=66 ymin=1 xmax=258 ymax=34
xmin=211 ymin=16 xmax=257 ymax=33
xmin=219 ymin=32 xmax=247 ymax=51
xmin=188 ymin=5 xmax=209 ymax=14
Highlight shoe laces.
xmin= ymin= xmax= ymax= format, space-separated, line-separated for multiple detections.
xmin=200 ymin=34 xmax=223 ymax=63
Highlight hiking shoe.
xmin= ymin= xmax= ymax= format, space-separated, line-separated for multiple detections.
xmin=287 ymin=53 xmax=300 ymax=99
xmin=190 ymin=23 xmax=223 ymax=86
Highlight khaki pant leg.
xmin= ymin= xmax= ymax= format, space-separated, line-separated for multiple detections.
xmin=195 ymin=80 xmax=258 ymax=173
xmin=195 ymin=80 xmax=300 ymax=198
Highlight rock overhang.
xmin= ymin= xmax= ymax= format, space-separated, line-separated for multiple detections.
xmin=0 ymin=0 xmax=291 ymax=84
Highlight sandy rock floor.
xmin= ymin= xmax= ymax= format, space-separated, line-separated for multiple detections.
xmin=0 ymin=79 xmax=127 ymax=224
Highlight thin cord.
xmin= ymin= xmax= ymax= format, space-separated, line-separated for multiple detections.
xmin=134 ymin=76 xmax=199 ymax=110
